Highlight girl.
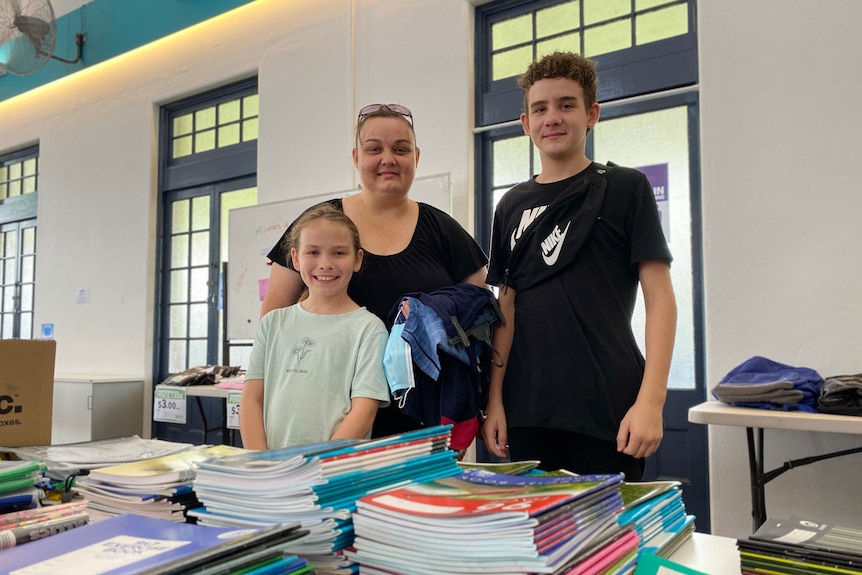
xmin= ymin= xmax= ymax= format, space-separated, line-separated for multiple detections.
xmin=240 ymin=204 xmax=390 ymax=450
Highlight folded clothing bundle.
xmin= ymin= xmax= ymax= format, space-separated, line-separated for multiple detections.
xmin=711 ymin=356 xmax=823 ymax=412
xmin=817 ymin=374 xmax=862 ymax=416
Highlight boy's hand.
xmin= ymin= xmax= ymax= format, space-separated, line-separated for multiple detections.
xmin=616 ymin=400 xmax=663 ymax=459
xmin=481 ymin=403 xmax=509 ymax=458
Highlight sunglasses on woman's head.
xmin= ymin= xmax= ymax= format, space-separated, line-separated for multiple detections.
xmin=358 ymin=104 xmax=414 ymax=125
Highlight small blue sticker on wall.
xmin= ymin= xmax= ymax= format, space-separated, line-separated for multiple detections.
xmin=41 ymin=323 xmax=54 ymax=339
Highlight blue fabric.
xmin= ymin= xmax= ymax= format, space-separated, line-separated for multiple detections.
xmin=385 ymin=284 xmax=500 ymax=451
xmin=716 ymin=356 xmax=824 ymax=412
xmin=400 ymin=298 xmax=455 ymax=380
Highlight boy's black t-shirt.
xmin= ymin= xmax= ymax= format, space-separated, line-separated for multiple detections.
xmin=487 ymin=163 xmax=672 ymax=443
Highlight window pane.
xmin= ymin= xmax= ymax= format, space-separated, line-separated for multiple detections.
xmin=20 ymin=284 xmax=33 ymax=310
xmin=8 ymin=181 xmax=21 ymax=196
xmin=172 ymin=200 xmax=190 ymax=234
xmin=191 ymin=196 xmax=210 ymax=231
xmin=584 ymin=0 xmax=629 ymax=25
xmin=637 ymin=0 xmax=675 ymax=9
xmin=492 ymin=46 xmax=533 ymax=82
xmin=0 ymin=183 xmax=6 ymax=199
xmin=584 ymin=19 xmax=631 ymax=57
xmin=170 ymin=269 xmax=189 ymax=303
xmin=219 ymin=100 xmax=240 ymax=124
xmin=190 ymin=267 xmax=209 ymax=301
xmin=188 ymin=339 xmax=207 ymax=367
xmin=492 ymin=14 xmax=532 ymax=51
xmin=220 ymin=187 xmax=258 ymax=260
xmin=189 ymin=304 xmax=208 ymax=337
xmin=195 ymin=129 xmax=216 ymax=153
xmin=2 ymin=314 xmax=12 ymax=338
xmin=537 ymin=1 xmax=579 ymax=38
xmin=537 ymin=33 xmax=580 ymax=59
xmin=173 ymin=136 xmax=193 ymax=159
xmin=195 ymin=107 xmax=216 ymax=130
xmin=170 ymin=305 xmax=188 ymax=337
xmin=4 ymin=233 xmax=16 ymax=257
xmin=20 ymin=313 xmax=32 ymax=339
xmin=171 ymin=234 xmax=189 ymax=268
xmin=637 ymin=4 xmax=688 ymax=45
xmin=22 ymin=227 xmax=35 ymax=254
xmin=173 ymin=114 xmax=193 ymax=136
xmin=218 ymin=124 xmax=241 ymax=147
xmin=493 ymin=137 xmax=531 ymax=188
xmin=21 ymin=255 xmax=34 ymax=282
xmin=169 ymin=340 xmax=187 ymax=374
xmin=242 ymin=118 xmax=259 ymax=142
xmin=243 ymin=95 xmax=259 ymax=118
xmin=190 ymin=232 xmax=209 ymax=267
xmin=8 ymin=163 xmax=21 ymax=179
xmin=22 ymin=176 xmax=36 ymax=194
xmin=22 ymin=158 xmax=36 ymax=176
xmin=2 ymin=284 xmax=14 ymax=311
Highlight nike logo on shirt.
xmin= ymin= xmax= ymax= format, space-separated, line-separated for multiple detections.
xmin=541 ymin=221 xmax=571 ymax=266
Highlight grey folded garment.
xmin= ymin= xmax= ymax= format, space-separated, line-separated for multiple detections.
xmin=712 ymin=380 xmax=802 ymax=404
xmin=713 ymin=388 xmax=804 ymax=404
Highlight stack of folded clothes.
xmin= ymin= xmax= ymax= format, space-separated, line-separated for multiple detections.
xmin=711 ymin=356 xmax=823 ymax=412
xmin=817 ymin=374 xmax=862 ymax=415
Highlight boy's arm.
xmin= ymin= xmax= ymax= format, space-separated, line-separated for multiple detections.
xmin=260 ymin=262 xmax=305 ymax=318
xmin=617 ymin=260 xmax=677 ymax=458
xmin=239 ymin=378 xmax=268 ymax=450
xmin=482 ymin=286 xmax=516 ymax=458
xmin=331 ymin=397 xmax=381 ymax=441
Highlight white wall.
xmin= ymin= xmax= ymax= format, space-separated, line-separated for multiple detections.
xmin=699 ymin=0 xmax=862 ymax=537
xmin=1 ymin=0 xmax=860 ymax=538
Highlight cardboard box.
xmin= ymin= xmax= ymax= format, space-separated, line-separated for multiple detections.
xmin=0 ymin=339 xmax=56 ymax=447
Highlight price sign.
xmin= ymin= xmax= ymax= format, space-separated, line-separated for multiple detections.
xmin=226 ymin=391 xmax=241 ymax=429
xmin=153 ymin=386 xmax=187 ymax=424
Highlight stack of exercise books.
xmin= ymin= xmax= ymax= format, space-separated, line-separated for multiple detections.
xmin=0 ymin=512 xmax=312 ymax=574
xmin=0 ymin=460 xmax=47 ymax=514
xmin=72 ymin=444 xmax=247 ymax=523
xmin=616 ymin=480 xmax=695 ymax=559
xmin=738 ymin=515 xmax=862 ymax=574
xmin=190 ymin=425 xmax=461 ymax=575
xmin=345 ymin=468 xmax=632 ymax=574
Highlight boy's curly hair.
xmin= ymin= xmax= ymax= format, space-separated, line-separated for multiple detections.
xmin=518 ymin=51 xmax=598 ymax=112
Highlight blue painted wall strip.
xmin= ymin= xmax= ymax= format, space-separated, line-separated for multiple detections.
xmin=0 ymin=0 xmax=257 ymax=103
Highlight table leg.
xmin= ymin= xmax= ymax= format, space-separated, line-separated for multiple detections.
xmin=746 ymin=426 xmax=767 ymax=531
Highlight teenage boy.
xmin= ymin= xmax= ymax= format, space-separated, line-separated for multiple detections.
xmin=481 ymin=51 xmax=677 ymax=480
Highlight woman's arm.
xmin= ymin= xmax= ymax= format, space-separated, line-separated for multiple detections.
xmin=260 ymin=262 xmax=305 ymax=318
xmin=239 ymin=378 xmax=268 ymax=450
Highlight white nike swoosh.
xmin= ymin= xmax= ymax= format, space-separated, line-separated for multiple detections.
xmin=542 ymin=221 xmax=571 ymax=266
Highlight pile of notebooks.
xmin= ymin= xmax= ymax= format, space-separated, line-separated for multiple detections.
xmin=0 ymin=460 xmax=47 ymax=514
xmin=0 ymin=513 xmax=311 ymax=574
xmin=72 ymin=444 xmax=247 ymax=522
xmin=739 ymin=515 xmax=862 ymax=574
xmin=346 ymin=468 xmax=633 ymax=574
xmin=190 ymin=425 xmax=462 ymax=575
xmin=616 ymin=480 xmax=695 ymax=559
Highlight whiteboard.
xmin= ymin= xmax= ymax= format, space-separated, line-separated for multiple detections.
xmin=226 ymin=173 xmax=451 ymax=340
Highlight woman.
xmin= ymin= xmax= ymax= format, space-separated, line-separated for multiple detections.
xmin=261 ymin=103 xmax=488 ymax=437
